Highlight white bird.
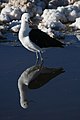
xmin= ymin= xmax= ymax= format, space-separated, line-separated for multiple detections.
xmin=18 ymin=65 xmax=64 ymax=109
xmin=19 ymin=13 xmax=65 ymax=64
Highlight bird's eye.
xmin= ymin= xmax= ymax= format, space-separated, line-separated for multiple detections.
xmin=24 ymin=103 xmax=26 ymax=106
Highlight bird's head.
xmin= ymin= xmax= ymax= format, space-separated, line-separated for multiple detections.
xmin=20 ymin=99 xmax=28 ymax=109
xmin=21 ymin=13 xmax=30 ymax=22
xmin=21 ymin=13 xmax=32 ymax=24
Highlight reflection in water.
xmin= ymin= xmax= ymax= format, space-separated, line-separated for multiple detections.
xmin=18 ymin=65 xmax=65 ymax=109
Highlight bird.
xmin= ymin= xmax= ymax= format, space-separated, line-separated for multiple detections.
xmin=19 ymin=13 xmax=65 ymax=64
xmin=18 ymin=64 xmax=64 ymax=109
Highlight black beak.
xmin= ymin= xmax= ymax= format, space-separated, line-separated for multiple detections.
xmin=28 ymin=18 xmax=33 ymax=26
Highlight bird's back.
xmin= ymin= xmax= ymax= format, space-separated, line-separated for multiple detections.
xmin=29 ymin=29 xmax=64 ymax=48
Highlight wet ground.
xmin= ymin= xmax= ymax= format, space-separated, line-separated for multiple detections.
xmin=0 ymin=42 xmax=80 ymax=120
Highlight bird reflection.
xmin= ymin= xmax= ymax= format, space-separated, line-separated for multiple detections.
xmin=18 ymin=65 xmax=65 ymax=109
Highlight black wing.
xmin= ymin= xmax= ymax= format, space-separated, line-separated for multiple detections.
xmin=29 ymin=29 xmax=64 ymax=48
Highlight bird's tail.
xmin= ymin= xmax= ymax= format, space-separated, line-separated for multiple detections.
xmin=61 ymin=40 xmax=73 ymax=47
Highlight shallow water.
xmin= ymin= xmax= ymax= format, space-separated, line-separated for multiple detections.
xmin=0 ymin=43 xmax=80 ymax=120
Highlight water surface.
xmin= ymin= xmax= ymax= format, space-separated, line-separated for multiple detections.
xmin=0 ymin=43 xmax=80 ymax=120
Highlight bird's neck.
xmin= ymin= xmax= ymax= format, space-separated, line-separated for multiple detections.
xmin=18 ymin=78 xmax=28 ymax=104
xmin=19 ymin=21 xmax=31 ymax=39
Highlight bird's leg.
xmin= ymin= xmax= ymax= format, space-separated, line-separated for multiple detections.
xmin=35 ymin=52 xmax=39 ymax=65
xmin=39 ymin=51 xmax=44 ymax=65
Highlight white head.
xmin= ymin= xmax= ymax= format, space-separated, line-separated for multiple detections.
xmin=21 ymin=13 xmax=30 ymax=23
xmin=20 ymin=99 xmax=28 ymax=109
